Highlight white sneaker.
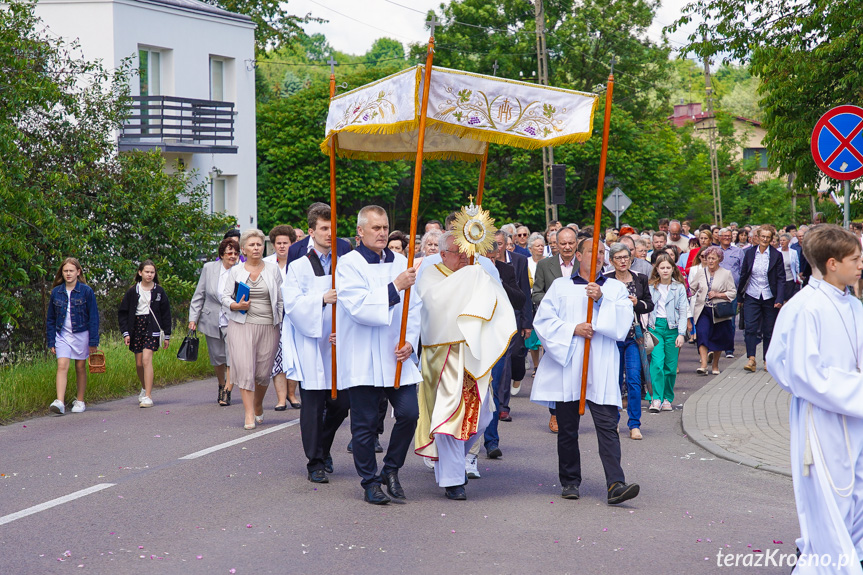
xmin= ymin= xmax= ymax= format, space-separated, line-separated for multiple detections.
xmin=139 ymin=396 xmax=154 ymax=408
xmin=423 ymin=457 xmax=435 ymax=471
xmin=510 ymin=380 xmax=521 ymax=396
xmin=660 ymin=400 xmax=673 ymax=412
xmin=49 ymin=399 xmax=65 ymax=415
xmin=71 ymin=400 xmax=86 ymax=413
xmin=137 ymin=388 xmax=146 ymax=402
xmin=725 ymin=353 xmax=735 ymax=359
xmin=465 ymin=454 xmax=480 ymax=479
xmin=648 ymin=399 xmax=661 ymax=413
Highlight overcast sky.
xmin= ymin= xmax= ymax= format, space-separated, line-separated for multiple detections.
xmin=288 ymin=0 xmax=699 ymax=58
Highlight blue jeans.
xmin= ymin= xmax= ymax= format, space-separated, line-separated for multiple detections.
xmin=617 ymin=337 xmax=642 ymax=430
xmin=484 ymin=355 xmax=506 ymax=449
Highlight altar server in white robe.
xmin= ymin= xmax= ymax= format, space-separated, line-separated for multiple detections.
xmin=283 ymin=204 xmax=348 ymax=485
xmin=531 ymin=237 xmax=641 ymax=505
xmin=414 ymin=231 xmax=516 ymax=500
xmin=767 ymin=224 xmax=863 ymax=575
xmin=336 ymin=205 xmax=422 ymax=505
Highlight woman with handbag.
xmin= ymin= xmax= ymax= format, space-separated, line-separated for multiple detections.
xmin=646 ymin=254 xmax=689 ymax=413
xmin=118 ymin=260 xmax=172 ymax=408
xmin=603 ymin=243 xmax=654 ymax=440
xmin=221 ymin=229 xmax=283 ymax=430
xmin=188 ymin=237 xmax=239 ymax=406
xmin=46 ymin=258 xmax=100 ymax=415
xmin=689 ymin=247 xmax=737 ymax=375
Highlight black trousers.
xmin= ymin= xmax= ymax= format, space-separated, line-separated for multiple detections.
xmin=497 ymin=333 xmax=522 ymax=412
xmin=555 ymin=400 xmax=625 ymax=488
xmin=299 ymin=387 xmax=350 ymax=472
xmin=348 ymin=385 xmax=418 ymax=488
xmin=743 ymin=294 xmax=778 ymax=360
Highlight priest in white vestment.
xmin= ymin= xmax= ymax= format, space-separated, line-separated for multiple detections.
xmin=531 ymin=237 xmax=641 ymax=505
xmin=336 ymin=205 xmax=422 ymax=505
xmin=283 ymin=204 xmax=348 ymax=485
xmin=767 ymin=224 xmax=863 ymax=574
xmin=414 ymin=231 xmax=516 ymax=500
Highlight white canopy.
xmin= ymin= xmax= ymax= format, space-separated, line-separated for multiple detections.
xmin=321 ymin=65 xmax=598 ymax=162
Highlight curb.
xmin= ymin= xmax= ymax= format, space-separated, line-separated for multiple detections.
xmin=681 ymin=354 xmax=792 ymax=478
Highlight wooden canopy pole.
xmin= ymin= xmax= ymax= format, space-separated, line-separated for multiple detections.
xmin=394 ymin=16 xmax=437 ymax=389
xmin=469 ymin=143 xmax=490 ymax=266
xmin=579 ymin=61 xmax=614 ymax=416
xmin=328 ymin=56 xmax=339 ymax=399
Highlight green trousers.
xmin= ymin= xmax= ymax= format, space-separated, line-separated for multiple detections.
xmin=649 ymin=318 xmax=680 ymax=402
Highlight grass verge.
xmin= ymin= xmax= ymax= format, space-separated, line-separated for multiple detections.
xmin=0 ymin=328 xmax=214 ymax=424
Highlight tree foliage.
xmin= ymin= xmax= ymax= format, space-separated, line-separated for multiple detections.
xmin=205 ymin=0 xmax=317 ymax=53
xmin=668 ymin=0 xmax=863 ymax=193
xmin=0 ymin=2 xmax=234 ymax=355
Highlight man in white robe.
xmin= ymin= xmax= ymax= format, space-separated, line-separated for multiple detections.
xmin=531 ymin=237 xmax=640 ymax=504
xmin=336 ymin=205 xmax=422 ymax=505
xmin=283 ymin=204 xmax=348 ymax=485
xmin=414 ymin=232 xmax=516 ymax=500
xmin=767 ymin=224 xmax=863 ymax=574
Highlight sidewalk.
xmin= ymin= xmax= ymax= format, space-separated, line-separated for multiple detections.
xmin=682 ymin=349 xmax=792 ymax=477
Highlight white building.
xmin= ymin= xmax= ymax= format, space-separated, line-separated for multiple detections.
xmin=34 ymin=0 xmax=258 ymax=229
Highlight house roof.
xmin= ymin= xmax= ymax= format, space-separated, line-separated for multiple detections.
xmin=136 ymin=0 xmax=253 ymax=23
xmin=669 ymin=112 xmax=762 ymax=129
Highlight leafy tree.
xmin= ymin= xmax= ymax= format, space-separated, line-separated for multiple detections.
xmin=0 ymin=2 xmax=234 ymax=355
xmin=412 ymin=0 xmax=674 ymax=120
xmin=205 ymin=0 xmax=318 ymax=53
xmin=281 ymin=70 xmax=309 ymax=97
xmin=365 ymin=38 xmax=405 ymax=67
xmin=668 ymin=0 xmax=863 ymax=192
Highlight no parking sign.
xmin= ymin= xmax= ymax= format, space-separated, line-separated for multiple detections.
xmin=811 ymin=105 xmax=863 ymax=180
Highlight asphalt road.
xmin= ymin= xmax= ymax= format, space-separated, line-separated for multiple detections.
xmin=1 ymin=342 xmax=800 ymax=575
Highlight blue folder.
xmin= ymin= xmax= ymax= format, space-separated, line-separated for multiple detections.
xmin=233 ymin=281 xmax=250 ymax=314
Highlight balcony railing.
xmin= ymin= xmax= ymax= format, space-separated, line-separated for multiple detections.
xmin=119 ymin=96 xmax=238 ymax=154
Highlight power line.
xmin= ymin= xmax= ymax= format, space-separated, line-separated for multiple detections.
xmin=306 ymin=0 xmax=414 ymax=43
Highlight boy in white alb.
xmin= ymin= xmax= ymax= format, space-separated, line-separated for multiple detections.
xmin=767 ymin=224 xmax=863 ymax=574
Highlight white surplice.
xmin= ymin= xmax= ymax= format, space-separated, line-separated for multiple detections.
xmin=282 ymin=256 xmax=333 ymax=389
xmin=767 ymin=279 xmax=863 ymax=574
xmin=530 ymin=276 xmax=633 ymax=407
xmin=335 ymin=250 xmax=422 ymax=390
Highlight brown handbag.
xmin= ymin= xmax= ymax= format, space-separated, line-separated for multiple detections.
xmin=88 ymin=349 xmax=106 ymax=373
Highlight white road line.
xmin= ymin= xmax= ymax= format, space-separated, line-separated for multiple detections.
xmin=1 ymin=419 xmax=300 ymax=526
xmin=179 ymin=419 xmax=300 ymax=460
xmin=0 ymin=483 xmax=115 ymax=526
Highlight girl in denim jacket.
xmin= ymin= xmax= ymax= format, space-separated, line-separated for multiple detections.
xmin=646 ymin=254 xmax=689 ymax=413
xmin=46 ymin=258 xmax=100 ymax=415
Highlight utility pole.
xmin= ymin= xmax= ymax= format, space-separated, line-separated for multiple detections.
xmin=535 ymin=0 xmax=557 ymax=224
xmin=703 ymin=56 xmax=722 ymax=226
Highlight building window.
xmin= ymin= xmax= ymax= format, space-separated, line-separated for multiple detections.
xmin=744 ymin=147 xmax=769 ymax=170
xmin=139 ymin=49 xmax=161 ymax=96
xmin=212 ymin=178 xmax=226 ymax=213
xmin=210 ymin=58 xmax=224 ymax=101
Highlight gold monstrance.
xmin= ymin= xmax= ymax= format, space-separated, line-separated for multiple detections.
xmin=452 ymin=195 xmax=497 ymax=258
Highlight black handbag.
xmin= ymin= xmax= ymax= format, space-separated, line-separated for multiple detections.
xmin=176 ymin=330 xmax=199 ymax=362
xmin=712 ymin=300 xmax=736 ymax=320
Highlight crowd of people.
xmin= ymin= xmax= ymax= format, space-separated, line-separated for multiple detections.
xmin=44 ymin=206 xmax=863 ymax=512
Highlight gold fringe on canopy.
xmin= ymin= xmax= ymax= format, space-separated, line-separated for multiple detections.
xmin=320 ymin=65 xmax=598 ymax=161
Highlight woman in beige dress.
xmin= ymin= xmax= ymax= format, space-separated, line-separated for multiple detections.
xmin=222 ymin=229 xmax=284 ymax=430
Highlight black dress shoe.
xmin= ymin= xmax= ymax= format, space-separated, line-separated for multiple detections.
xmin=289 ymin=401 xmax=301 ymax=409
xmin=607 ymin=481 xmax=640 ymax=505
xmin=323 ymin=455 xmax=334 ymax=474
xmin=274 ymin=404 xmax=287 ymax=411
xmin=346 ymin=440 xmax=353 ymax=453
xmin=363 ymin=484 xmax=391 ymax=505
xmin=374 ymin=436 xmax=384 ymax=453
xmin=445 ymin=485 xmax=467 ymax=500
xmin=499 ymin=411 xmax=512 ymax=422
xmin=380 ymin=469 xmax=405 ymax=500
xmin=308 ymin=469 xmax=329 ymax=483
xmin=487 ymin=445 xmax=502 ymax=459
xmin=561 ymin=484 xmax=580 ymax=499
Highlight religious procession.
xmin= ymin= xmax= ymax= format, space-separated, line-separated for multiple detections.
xmin=11 ymin=1 xmax=863 ymax=571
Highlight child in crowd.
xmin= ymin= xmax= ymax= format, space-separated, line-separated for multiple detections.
xmin=46 ymin=258 xmax=100 ymax=415
xmin=118 ymin=260 xmax=172 ymax=407
xmin=767 ymin=224 xmax=863 ymax=573
xmin=646 ymin=253 xmax=688 ymax=413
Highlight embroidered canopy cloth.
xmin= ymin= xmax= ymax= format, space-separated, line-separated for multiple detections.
xmin=321 ymin=65 xmax=598 ymax=162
